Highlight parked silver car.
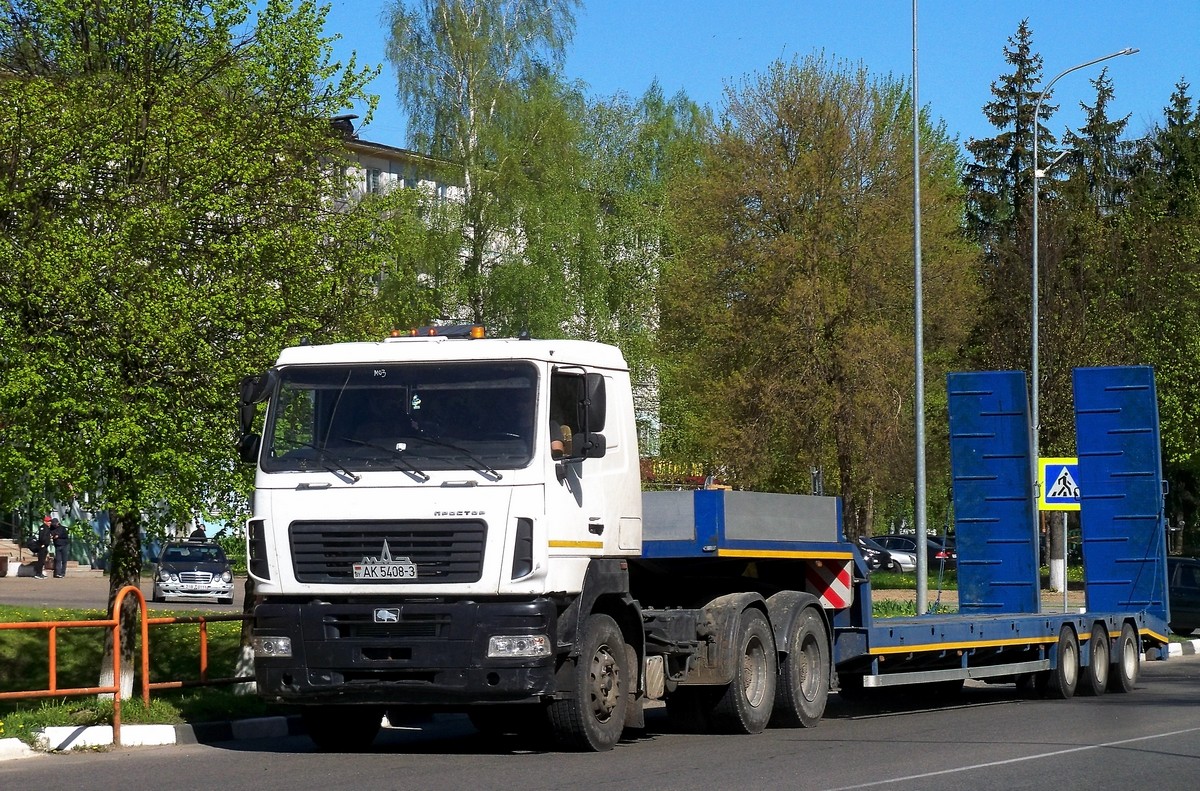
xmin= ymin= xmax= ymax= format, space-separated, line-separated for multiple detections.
xmin=873 ymin=534 xmax=957 ymax=571
xmin=857 ymin=535 xmax=916 ymax=573
xmin=152 ymin=540 xmax=234 ymax=605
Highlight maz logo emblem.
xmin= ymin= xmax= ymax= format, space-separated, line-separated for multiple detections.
xmin=374 ymin=608 xmax=400 ymax=623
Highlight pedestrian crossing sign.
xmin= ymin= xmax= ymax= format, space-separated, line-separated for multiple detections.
xmin=1039 ymin=456 xmax=1080 ymax=511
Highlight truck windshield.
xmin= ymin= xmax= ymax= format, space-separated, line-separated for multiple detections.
xmin=261 ymin=361 xmax=538 ymax=475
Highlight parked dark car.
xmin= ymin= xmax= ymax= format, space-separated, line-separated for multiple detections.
xmin=1167 ymin=556 xmax=1200 ymax=636
xmin=855 ymin=536 xmax=894 ymax=573
xmin=872 ymin=534 xmax=957 ymax=571
xmin=152 ymin=540 xmax=234 ymax=604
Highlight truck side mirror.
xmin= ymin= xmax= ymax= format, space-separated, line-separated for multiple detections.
xmin=236 ymin=433 xmax=261 ymax=464
xmin=239 ymin=402 xmax=257 ymax=435
xmin=579 ymin=432 xmax=606 ymax=459
xmin=584 ymin=373 xmax=606 ymax=432
xmin=240 ymin=370 xmax=276 ymax=405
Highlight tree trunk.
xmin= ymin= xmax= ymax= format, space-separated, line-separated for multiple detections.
xmin=1048 ymin=511 xmax=1067 ymax=593
xmin=99 ymin=503 xmax=142 ymax=700
xmin=234 ymin=575 xmax=258 ymax=695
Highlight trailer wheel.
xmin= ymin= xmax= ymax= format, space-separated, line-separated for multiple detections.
xmin=709 ymin=608 xmax=777 ymax=734
xmin=302 ymin=706 xmax=383 ymax=752
xmin=771 ymin=607 xmax=829 ymax=728
xmin=548 ymin=613 xmax=627 ymax=751
xmin=1045 ymin=625 xmax=1079 ymax=699
xmin=1079 ymin=624 xmax=1109 ymax=696
xmin=1108 ymin=622 xmax=1140 ymax=693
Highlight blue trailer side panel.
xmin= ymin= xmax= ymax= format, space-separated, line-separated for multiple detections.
xmin=947 ymin=371 xmax=1040 ymax=613
xmin=1073 ymin=366 xmax=1170 ymax=624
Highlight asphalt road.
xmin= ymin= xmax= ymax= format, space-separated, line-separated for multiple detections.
xmin=2 ymin=655 xmax=1198 ymax=789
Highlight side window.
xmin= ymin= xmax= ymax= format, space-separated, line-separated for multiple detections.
xmin=271 ymin=386 xmax=317 ymax=454
xmin=549 ymin=372 xmax=585 ymax=457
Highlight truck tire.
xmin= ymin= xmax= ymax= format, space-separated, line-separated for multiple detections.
xmin=1079 ymin=623 xmax=1109 ymax=696
xmin=709 ymin=608 xmax=776 ymax=734
xmin=302 ymin=706 xmax=383 ymax=752
xmin=771 ymin=607 xmax=828 ymax=728
xmin=548 ymin=613 xmax=628 ymax=751
xmin=1044 ymin=625 xmax=1079 ymax=699
xmin=1108 ymin=622 xmax=1140 ymax=693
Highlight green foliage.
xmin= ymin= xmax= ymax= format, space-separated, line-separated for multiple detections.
xmin=382 ymin=0 xmax=697 ymax=426
xmin=213 ymin=530 xmax=247 ymax=575
xmin=0 ymin=1 xmax=381 ymax=603
xmin=659 ymin=54 xmax=978 ymax=535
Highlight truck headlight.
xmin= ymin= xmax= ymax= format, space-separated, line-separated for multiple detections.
xmin=252 ymin=636 xmax=293 ymax=658
xmin=487 ymin=634 xmax=551 ymax=658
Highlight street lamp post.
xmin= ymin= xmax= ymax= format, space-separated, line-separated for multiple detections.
xmin=1031 ymin=47 xmax=1138 ymax=459
xmin=1031 ymin=47 xmax=1137 ymax=606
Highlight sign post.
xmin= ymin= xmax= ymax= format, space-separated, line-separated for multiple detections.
xmin=1038 ymin=457 xmax=1078 ymax=609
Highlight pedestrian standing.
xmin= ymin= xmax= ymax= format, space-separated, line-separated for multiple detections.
xmin=49 ymin=517 xmax=71 ymax=578
xmin=31 ymin=516 xmax=51 ymax=579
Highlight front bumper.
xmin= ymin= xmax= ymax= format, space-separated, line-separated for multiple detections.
xmin=253 ymin=597 xmax=559 ymax=707
xmin=155 ymin=581 xmax=234 ymax=599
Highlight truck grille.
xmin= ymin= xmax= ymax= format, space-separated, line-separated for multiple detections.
xmin=289 ymin=520 xmax=486 ymax=584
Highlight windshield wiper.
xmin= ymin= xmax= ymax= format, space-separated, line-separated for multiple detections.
xmin=341 ymin=437 xmax=431 ymax=482
xmin=406 ymin=435 xmax=504 ymax=481
xmin=283 ymin=438 xmax=361 ymax=483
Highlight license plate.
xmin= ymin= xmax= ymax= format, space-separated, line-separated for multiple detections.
xmin=353 ymin=562 xmax=417 ymax=579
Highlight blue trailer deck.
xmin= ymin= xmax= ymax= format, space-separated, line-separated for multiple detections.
xmin=638 ymin=366 xmax=1169 ymax=695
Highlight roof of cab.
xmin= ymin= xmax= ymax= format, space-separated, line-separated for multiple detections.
xmin=274 ymin=335 xmax=629 ymax=371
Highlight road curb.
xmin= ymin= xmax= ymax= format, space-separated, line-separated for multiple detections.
xmin=0 ymin=715 xmax=302 ymax=758
xmin=1167 ymin=639 xmax=1199 ymax=657
xmin=0 ymin=737 xmax=40 ymax=761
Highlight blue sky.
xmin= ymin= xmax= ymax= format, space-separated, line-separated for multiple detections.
xmin=322 ymin=1 xmax=1198 ymax=154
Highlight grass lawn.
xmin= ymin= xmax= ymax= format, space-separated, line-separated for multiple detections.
xmin=0 ymin=603 xmax=276 ymax=746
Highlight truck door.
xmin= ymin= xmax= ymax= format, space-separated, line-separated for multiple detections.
xmin=545 ymin=369 xmax=610 ymax=558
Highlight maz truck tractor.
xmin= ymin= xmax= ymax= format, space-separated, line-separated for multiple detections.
xmin=237 ymin=326 xmax=1170 ymax=751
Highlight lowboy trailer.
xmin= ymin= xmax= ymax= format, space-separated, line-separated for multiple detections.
xmin=238 ymin=330 xmax=1168 ymax=751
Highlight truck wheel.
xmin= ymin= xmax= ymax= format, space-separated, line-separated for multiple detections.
xmin=302 ymin=706 xmax=383 ymax=752
xmin=1079 ymin=624 xmax=1109 ymax=696
xmin=709 ymin=608 xmax=776 ymax=734
xmin=771 ymin=607 xmax=829 ymax=728
xmin=1045 ymin=625 xmax=1079 ymax=699
xmin=548 ymin=613 xmax=627 ymax=751
xmin=1108 ymin=622 xmax=1140 ymax=693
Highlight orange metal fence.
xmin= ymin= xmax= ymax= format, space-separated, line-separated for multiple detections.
xmin=0 ymin=585 xmax=252 ymax=745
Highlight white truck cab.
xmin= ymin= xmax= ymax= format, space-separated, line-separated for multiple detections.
xmin=238 ymin=328 xmax=645 ymax=750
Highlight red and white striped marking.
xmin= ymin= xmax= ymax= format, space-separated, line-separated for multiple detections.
xmin=806 ymin=560 xmax=853 ymax=609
